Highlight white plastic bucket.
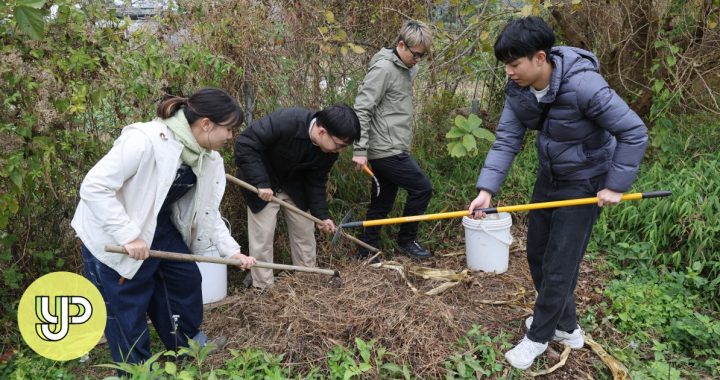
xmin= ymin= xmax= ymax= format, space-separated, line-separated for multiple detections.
xmin=462 ymin=213 xmax=513 ymax=273
xmin=196 ymin=247 xmax=227 ymax=304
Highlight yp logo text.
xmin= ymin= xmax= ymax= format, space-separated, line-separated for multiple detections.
xmin=35 ymin=295 xmax=93 ymax=341
xmin=18 ymin=272 xmax=106 ymax=361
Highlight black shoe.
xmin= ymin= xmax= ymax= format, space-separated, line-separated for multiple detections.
xmin=396 ymin=241 xmax=432 ymax=260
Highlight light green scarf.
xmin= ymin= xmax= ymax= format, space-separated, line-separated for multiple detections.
xmin=162 ymin=110 xmax=211 ymax=177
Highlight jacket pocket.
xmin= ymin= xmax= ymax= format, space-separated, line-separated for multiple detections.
xmin=583 ymin=145 xmax=609 ymax=164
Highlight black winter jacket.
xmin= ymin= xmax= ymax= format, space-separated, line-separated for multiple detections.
xmin=234 ymin=108 xmax=338 ymax=219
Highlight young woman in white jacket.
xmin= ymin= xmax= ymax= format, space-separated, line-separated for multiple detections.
xmin=72 ymin=88 xmax=255 ymax=366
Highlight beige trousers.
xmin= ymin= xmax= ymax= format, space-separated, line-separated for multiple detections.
xmin=247 ymin=191 xmax=316 ymax=289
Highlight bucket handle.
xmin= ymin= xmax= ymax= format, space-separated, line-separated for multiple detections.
xmin=479 ymin=224 xmax=513 ymax=246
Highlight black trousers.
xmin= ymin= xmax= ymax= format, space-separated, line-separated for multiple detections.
xmin=525 ymin=172 xmax=604 ymax=343
xmin=361 ymin=153 xmax=433 ymax=246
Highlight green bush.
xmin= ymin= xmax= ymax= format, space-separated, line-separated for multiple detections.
xmin=0 ymin=0 xmax=244 ymax=341
xmin=604 ymin=272 xmax=720 ymax=376
xmin=0 ymin=349 xmax=76 ymax=380
xmin=592 ymin=116 xmax=720 ymax=308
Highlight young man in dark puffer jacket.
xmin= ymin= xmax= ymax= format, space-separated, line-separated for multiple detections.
xmin=467 ymin=17 xmax=648 ymax=370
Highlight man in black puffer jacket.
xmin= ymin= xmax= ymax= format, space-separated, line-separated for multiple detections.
xmin=235 ymin=105 xmax=360 ymax=289
xmin=467 ymin=17 xmax=648 ymax=370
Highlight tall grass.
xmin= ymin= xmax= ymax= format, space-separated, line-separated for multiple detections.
xmin=592 ymin=114 xmax=720 ymax=308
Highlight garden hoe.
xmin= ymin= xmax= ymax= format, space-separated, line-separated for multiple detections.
xmin=105 ymin=245 xmax=343 ymax=286
xmin=337 ymin=190 xmax=672 ymax=229
xmin=225 ymin=174 xmax=380 ymax=255
xmin=331 ymin=210 xmax=353 ymax=246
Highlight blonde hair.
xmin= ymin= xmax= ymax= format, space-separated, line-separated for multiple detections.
xmin=395 ymin=20 xmax=432 ymax=51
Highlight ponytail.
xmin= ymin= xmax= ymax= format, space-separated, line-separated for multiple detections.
xmin=156 ymin=96 xmax=188 ymax=119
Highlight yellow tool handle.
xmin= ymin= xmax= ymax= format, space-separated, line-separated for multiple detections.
xmin=342 ymin=191 xmax=671 ymax=228
xmin=494 ymin=192 xmax=646 ymax=213
xmin=359 ymin=210 xmax=470 ymax=227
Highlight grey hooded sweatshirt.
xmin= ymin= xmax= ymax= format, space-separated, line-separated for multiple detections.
xmin=477 ymin=46 xmax=648 ymax=194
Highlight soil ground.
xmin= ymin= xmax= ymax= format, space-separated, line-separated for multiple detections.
xmin=198 ymin=230 xmax=621 ymax=379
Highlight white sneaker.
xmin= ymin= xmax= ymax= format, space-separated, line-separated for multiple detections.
xmin=504 ymin=335 xmax=548 ymax=370
xmin=525 ymin=316 xmax=585 ymax=349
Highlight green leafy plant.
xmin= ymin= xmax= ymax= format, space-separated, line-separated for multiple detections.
xmin=631 ymin=360 xmax=682 ymax=380
xmin=648 ymin=39 xmax=683 ymax=127
xmin=443 ymin=325 xmax=513 ymax=379
xmin=98 ymin=350 xmax=167 ymax=380
xmin=98 ymin=339 xmax=226 ymax=380
xmin=8 ymin=0 xmax=49 ymax=39
xmin=327 ymin=338 xmax=411 ymax=380
xmin=0 ymin=348 xmax=76 ymax=379
xmin=604 ymin=272 xmax=720 ymax=375
xmin=590 ymin=117 xmax=720 ymax=308
xmin=327 ymin=344 xmax=371 ymax=380
xmin=222 ymin=348 xmax=290 ymax=379
xmin=446 ymin=114 xmax=495 ymax=158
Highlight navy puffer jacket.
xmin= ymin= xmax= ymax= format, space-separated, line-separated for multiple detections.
xmin=477 ymin=46 xmax=648 ymax=194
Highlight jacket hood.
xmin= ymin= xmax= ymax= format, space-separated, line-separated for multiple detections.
xmin=369 ymin=47 xmax=409 ymax=70
xmin=547 ymin=46 xmax=600 ymax=97
xmin=505 ymin=46 xmax=600 ymax=102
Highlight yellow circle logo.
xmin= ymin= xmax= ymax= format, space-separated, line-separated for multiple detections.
xmin=17 ymin=271 xmax=106 ymax=361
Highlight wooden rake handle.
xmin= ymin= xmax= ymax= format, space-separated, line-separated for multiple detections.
xmin=105 ymin=245 xmax=339 ymax=277
xmin=225 ymin=173 xmax=380 ymax=253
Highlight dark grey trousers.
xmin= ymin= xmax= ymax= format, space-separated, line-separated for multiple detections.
xmin=525 ymin=172 xmax=604 ymax=343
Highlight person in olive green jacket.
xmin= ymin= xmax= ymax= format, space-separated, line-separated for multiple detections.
xmin=352 ymin=20 xmax=433 ymax=260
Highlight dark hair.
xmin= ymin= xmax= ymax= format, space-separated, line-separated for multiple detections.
xmin=315 ymin=104 xmax=361 ymax=142
xmin=156 ymin=88 xmax=243 ymax=128
xmin=494 ymin=16 xmax=555 ymax=63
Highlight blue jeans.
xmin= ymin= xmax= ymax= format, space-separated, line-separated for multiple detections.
xmin=82 ymin=220 xmax=203 ymax=365
xmin=525 ymin=173 xmax=603 ymax=343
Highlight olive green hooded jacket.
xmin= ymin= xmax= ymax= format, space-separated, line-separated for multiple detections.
xmin=353 ymin=48 xmax=417 ymax=159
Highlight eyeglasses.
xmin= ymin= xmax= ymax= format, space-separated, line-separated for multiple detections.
xmin=401 ymin=40 xmax=427 ymax=61
xmin=407 ymin=46 xmax=427 ymax=60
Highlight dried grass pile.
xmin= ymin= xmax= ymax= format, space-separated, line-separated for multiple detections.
xmin=203 ymin=250 xmax=535 ymax=377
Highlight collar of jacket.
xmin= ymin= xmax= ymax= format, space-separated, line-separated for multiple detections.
xmin=385 ymin=47 xmax=410 ymax=71
xmin=507 ymin=46 xmax=585 ymax=105
xmin=506 ymin=61 xmax=560 ymax=106
xmin=292 ymin=111 xmax=319 ymax=140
